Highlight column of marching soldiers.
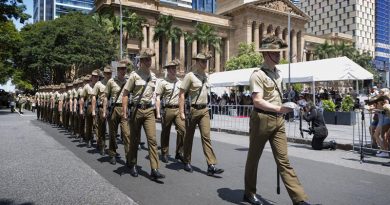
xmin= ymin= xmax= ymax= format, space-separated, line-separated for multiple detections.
xmin=33 ymin=48 xmax=224 ymax=180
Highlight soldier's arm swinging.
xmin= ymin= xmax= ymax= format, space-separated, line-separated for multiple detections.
xmin=156 ymin=93 xmax=161 ymax=119
xmin=122 ymin=89 xmax=129 ymax=120
xmin=179 ymin=89 xmax=186 ymax=120
xmin=102 ymin=97 xmax=107 ymax=119
xmin=92 ymin=95 xmax=96 ymax=116
xmin=79 ymin=97 xmax=84 ymax=115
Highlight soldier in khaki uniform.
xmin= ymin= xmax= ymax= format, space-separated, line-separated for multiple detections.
xmin=104 ymin=60 xmax=130 ymax=165
xmin=243 ymin=36 xmax=311 ymax=205
xmin=80 ymin=73 xmax=97 ymax=148
xmin=64 ymin=83 xmax=73 ymax=131
xmin=122 ymin=48 xmax=165 ymax=180
xmin=35 ymin=90 xmax=40 ymax=119
xmin=53 ymin=86 xmax=61 ymax=125
xmin=78 ymin=77 xmax=88 ymax=141
xmin=73 ymin=79 xmax=82 ymax=138
xmin=58 ymin=83 xmax=66 ymax=127
xmin=92 ymin=66 xmax=112 ymax=155
xmin=178 ymin=52 xmax=224 ymax=176
xmin=156 ymin=59 xmax=185 ymax=163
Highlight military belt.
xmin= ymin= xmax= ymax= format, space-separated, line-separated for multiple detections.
xmin=191 ymin=104 xmax=207 ymax=109
xmin=165 ymin=105 xmax=179 ymax=109
xmin=136 ymin=104 xmax=153 ymax=109
xmin=254 ymin=107 xmax=284 ymax=117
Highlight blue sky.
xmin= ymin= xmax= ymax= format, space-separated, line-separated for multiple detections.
xmin=13 ymin=0 xmax=34 ymax=30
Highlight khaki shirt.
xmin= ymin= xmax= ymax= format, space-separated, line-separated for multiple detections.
xmin=156 ymin=77 xmax=181 ymax=106
xmin=67 ymin=90 xmax=72 ymax=100
xmin=105 ymin=77 xmax=127 ymax=104
xmin=54 ymin=91 xmax=60 ymax=103
xmin=77 ymin=87 xmax=83 ymax=100
xmin=72 ymin=88 xmax=78 ymax=100
xmin=59 ymin=92 xmax=67 ymax=101
xmin=81 ymin=83 xmax=93 ymax=101
xmin=124 ymin=70 xmax=157 ymax=104
xmin=180 ymin=71 xmax=210 ymax=105
xmin=92 ymin=79 xmax=107 ymax=102
xmin=249 ymin=64 xmax=283 ymax=106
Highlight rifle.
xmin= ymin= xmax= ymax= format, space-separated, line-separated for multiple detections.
xmin=184 ymin=95 xmax=191 ymax=128
xmin=107 ymin=81 xmax=126 ymax=119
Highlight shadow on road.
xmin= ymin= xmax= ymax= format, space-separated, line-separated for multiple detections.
xmin=0 ymin=199 xmax=35 ymax=205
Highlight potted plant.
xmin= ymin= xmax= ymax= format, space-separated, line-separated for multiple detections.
xmin=322 ymin=99 xmax=336 ymax=124
xmin=336 ymin=95 xmax=356 ymax=125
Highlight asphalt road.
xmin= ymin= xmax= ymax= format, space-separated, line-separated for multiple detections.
xmin=1 ymin=109 xmax=390 ymax=205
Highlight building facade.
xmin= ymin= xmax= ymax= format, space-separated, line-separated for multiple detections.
xmin=193 ymin=0 xmax=216 ymax=13
xmin=300 ymin=0 xmax=376 ymax=56
xmin=95 ymin=0 xmax=309 ymax=75
xmin=374 ymin=0 xmax=390 ymax=71
xmin=160 ymin=0 xmax=192 ymax=9
xmin=33 ymin=0 xmax=94 ymax=23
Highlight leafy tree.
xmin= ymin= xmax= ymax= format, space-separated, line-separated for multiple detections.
xmin=225 ymin=43 xmax=263 ymax=70
xmin=16 ymin=12 xmax=115 ymax=87
xmin=314 ymin=41 xmax=335 ymax=59
xmin=153 ymin=15 xmax=182 ymax=64
xmin=0 ymin=0 xmax=30 ymax=23
xmin=122 ymin=10 xmax=146 ymax=56
xmin=0 ymin=20 xmax=20 ymax=84
xmin=193 ymin=23 xmax=221 ymax=53
xmin=279 ymin=58 xmax=289 ymax=64
xmin=334 ymin=42 xmax=354 ymax=58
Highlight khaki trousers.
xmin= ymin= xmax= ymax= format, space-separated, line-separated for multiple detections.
xmin=183 ymin=107 xmax=217 ymax=165
xmin=74 ymin=112 xmax=79 ymax=135
xmin=160 ymin=108 xmax=185 ymax=156
xmin=129 ymin=108 xmax=159 ymax=169
xmin=69 ymin=112 xmax=74 ymax=132
xmin=85 ymin=105 xmax=93 ymax=141
xmin=244 ymin=111 xmax=308 ymax=203
xmin=96 ymin=109 xmax=107 ymax=149
xmin=108 ymin=107 xmax=130 ymax=158
xmin=79 ymin=110 xmax=85 ymax=139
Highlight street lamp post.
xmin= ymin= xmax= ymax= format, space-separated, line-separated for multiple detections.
xmin=119 ymin=0 xmax=123 ymax=60
xmin=287 ymin=10 xmax=291 ymax=89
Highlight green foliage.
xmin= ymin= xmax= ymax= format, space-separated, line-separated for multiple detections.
xmin=314 ymin=41 xmax=335 ymax=59
xmin=225 ymin=43 xmax=263 ymax=70
xmin=153 ymin=15 xmax=182 ymax=43
xmin=341 ymin=95 xmax=355 ymax=112
xmin=322 ymin=99 xmax=336 ymax=112
xmin=16 ymin=12 xmax=115 ymax=87
xmin=0 ymin=0 xmax=31 ymax=23
xmin=193 ymin=23 xmax=221 ymax=52
xmin=12 ymin=70 xmax=32 ymax=90
xmin=123 ymin=11 xmax=146 ymax=41
xmin=0 ymin=20 xmax=21 ymax=84
xmin=292 ymin=83 xmax=303 ymax=93
xmin=279 ymin=58 xmax=289 ymax=64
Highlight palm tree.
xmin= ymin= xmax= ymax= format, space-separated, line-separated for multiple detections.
xmin=153 ymin=15 xmax=182 ymax=65
xmin=92 ymin=11 xmax=121 ymax=58
xmin=314 ymin=41 xmax=336 ymax=59
xmin=334 ymin=42 xmax=354 ymax=58
xmin=193 ymin=23 xmax=221 ymax=53
xmin=122 ymin=10 xmax=146 ymax=56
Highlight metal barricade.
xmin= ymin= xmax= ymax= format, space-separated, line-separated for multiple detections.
xmin=209 ymin=105 xmax=252 ymax=134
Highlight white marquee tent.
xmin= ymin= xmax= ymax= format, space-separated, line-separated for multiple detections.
xmin=209 ymin=57 xmax=373 ymax=87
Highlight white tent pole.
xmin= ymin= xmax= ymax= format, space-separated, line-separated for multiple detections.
xmin=312 ymin=79 xmax=315 ymax=104
xmin=356 ymin=80 xmax=359 ymax=95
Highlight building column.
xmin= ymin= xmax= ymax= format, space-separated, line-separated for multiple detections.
xmin=247 ymin=19 xmax=252 ymax=44
xmin=149 ymin=25 xmax=156 ymax=69
xmin=292 ymin=31 xmax=297 ymax=62
xmin=179 ymin=35 xmax=185 ymax=74
xmin=215 ymin=49 xmax=220 ymax=73
xmin=167 ymin=39 xmax=172 ymax=64
xmin=225 ymin=38 xmax=230 ymax=66
xmin=284 ymin=29 xmax=289 ymax=61
xmin=254 ymin=21 xmax=259 ymax=50
xmin=142 ymin=26 xmax=147 ymax=48
xmin=192 ymin=40 xmax=197 ymax=66
xmin=278 ymin=29 xmax=283 ymax=56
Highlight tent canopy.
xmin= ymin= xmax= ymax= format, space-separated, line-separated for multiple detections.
xmin=209 ymin=57 xmax=373 ymax=87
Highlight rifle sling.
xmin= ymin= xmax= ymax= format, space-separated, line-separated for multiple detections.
xmin=109 ymin=80 xmax=126 ymax=116
xmin=131 ymin=76 xmax=151 ymax=118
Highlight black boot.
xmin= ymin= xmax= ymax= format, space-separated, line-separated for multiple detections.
xmin=329 ymin=140 xmax=337 ymax=150
xmin=243 ymin=193 xmax=263 ymax=205
xmin=129 ymin=165 xmax=138 ymax=177
xmin=207 ymin=164 xmax=224 ymax=176
xmin=151 ymin=169 xmax=165 ymax=180
xmin=109 ymin=156 xmax=116 ymax=165
xmin=161 ymin=155 xmax=168 ymax=163
xmin=184 ymin=163 xmax=193 ymax=173
xmin=175 ymin=153 xmax=184 ymax=163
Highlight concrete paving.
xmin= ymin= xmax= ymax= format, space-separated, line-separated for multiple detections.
xmin=1 ymin=109 xmax=390 ymax=205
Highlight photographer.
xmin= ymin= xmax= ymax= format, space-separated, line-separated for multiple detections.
xmin=301 ymin=102 xmax=336 ymax=150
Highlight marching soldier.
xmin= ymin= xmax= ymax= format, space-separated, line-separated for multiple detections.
xmin=58 ymin=83 xmax=66 ymax=127
xmin=178 ymin=52 xmax=224 ymax=176
xmin=64 ymin=83 xmax=73 ymax=131
xmin=73 ymin=79 xmax=82 ymax=138
xmin=243 ymin=36 xmax=311 ymax=205
xmin=104 ymin=60 xmax=130 ymax=165
xmin=35 ymin=89 xmax=40 ymax=119
xmin=53 ymin=85 xmax=60 ymax=125
xmin=68 ymin=83 xmax=75 ymax=133
xmin=155 ymin=59 xmax=185 ymax=163
xmin=122 ymin=48 xmax=165 ymax=180
xmin=92 ymin=66 xmax=112 ymax=155
xmin=80 ymin=73 xmax=97 ymax=148
xmin=78 ymin=76 xmax=88 ymax=142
